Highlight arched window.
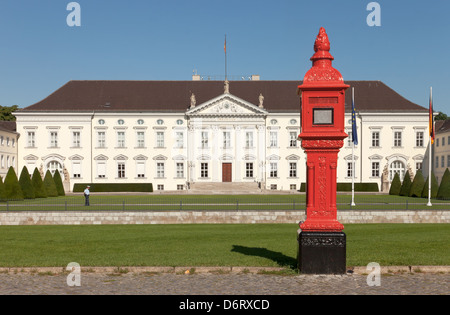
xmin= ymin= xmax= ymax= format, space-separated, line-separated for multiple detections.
xmin=47 ymin=161 xmax=63 ymax=176
xmin=389 ymin=160 xmax=405 ymax=181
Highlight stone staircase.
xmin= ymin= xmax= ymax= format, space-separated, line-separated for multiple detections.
xmin=188 ymin=182 xmax=262 ymax=194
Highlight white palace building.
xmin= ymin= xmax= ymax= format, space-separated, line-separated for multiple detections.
xmin=14 ymin=77 xmax=431 ymax=192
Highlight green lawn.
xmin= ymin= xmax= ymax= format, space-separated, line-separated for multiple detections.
xmin=1 ymin=194 xmax=449 ymax=211
xmin=0 ymin=224 xmax=448 ymax=268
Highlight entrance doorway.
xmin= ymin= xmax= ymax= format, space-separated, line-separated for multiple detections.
xmin=222 ymin=163 xmax=232 ymax=182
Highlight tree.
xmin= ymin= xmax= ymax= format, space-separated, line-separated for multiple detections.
xmin=389 ymin=173 xmax=402 ymax=195
xmin=435 ymin=112 xmax=448 ymax=121
xmin=4 ymin=167 xmax=24 ymax=200
xmin=18 ymin=166 xmax=35 ymax=199
xmin=0 ymin=105 xmax=19 ymax=121
xmin=53 ymin=170 xmax=65 ymax=196
xmin=0 ymin=176 xmax=6 ymax=201
xmin=421 ymin=172 xmax=438 ymax=199
xmin=409 ymin=170 xmax=425 ymax=197
xmin=399 ymin=170 xmax=412 ymax=196
xmin=31 ymin=168 xmax=47 ymax=198
xmin=437 ymin=168 xmax=450 ymax=199
xmin=43 ymin=170 xmax=58 ymax=197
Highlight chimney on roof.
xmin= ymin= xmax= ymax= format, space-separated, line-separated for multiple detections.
xmin=192 ymin=74 xmax=201 ymax=81
xmin=251 ymin=75 xmax=260 ymax=81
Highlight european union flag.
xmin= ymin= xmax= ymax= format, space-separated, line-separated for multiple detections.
xmin=351 ymin=88 xmax=358 ymax=145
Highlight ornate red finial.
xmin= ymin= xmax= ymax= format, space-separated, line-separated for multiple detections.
xmin=302 ymin=27 xmax=343 ymax=84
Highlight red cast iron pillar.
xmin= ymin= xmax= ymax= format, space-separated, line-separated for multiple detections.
xmin=297 ymin=27 xmax=349 ymax=274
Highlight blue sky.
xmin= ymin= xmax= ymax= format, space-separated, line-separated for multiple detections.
xmin=0 ymin=0 xmax=449 ymax=114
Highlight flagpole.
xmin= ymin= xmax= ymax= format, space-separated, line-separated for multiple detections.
xmin=427 ymin=87 xmax=433 ymax=207
xmin=351 ymin=87 xmax=356 ymax=206
xmin=224 ymin=35 xmax=227 ymax=81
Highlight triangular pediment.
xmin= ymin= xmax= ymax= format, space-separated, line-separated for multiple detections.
xmin=186 ymin=94 xmax=268 ymax=116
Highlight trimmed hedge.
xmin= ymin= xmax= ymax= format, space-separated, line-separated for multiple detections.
xmin=422 ymin=172 xmax=438 ymax=199
xmin=399 ymin=170 xmax=412 ymax=196
xmin=31 ymin=168 xmax=47 ymax=198
xmin=0 ymin=176 xmax=6 ymax=201
xmin=389 ymin=173 xmax=402 ymax=195
xmin=437 ymin=168 xmax=450 ymax=199
xmin=43 ymin=170 xmax=58 ymax=197
xmin=409 ymin=170 xmax=425 ymax=198
xmin=19 ymin=166 xmax=35 ymax=199
xmin=73 ymin=183 xmax=154 ymax=193
xmin=4 ymin=167 xmax=24 ymax=200
xmin=299 ymin=182 xmax=379 ymax=192
xmin=53 ymin=171 xmax=65 ymax=196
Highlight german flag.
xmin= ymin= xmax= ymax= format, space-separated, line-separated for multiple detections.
xmin=429 ymin=87 xmax=435 ymax=144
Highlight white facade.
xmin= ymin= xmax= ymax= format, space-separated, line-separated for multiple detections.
xmin=14 ymin=84 xmax=431 ymax=192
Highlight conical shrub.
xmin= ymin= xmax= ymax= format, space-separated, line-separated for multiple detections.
xmin=4 ymin=166 xmax=24 ymax=200
xmin=399 ymin=170 xmax=412 ymax=196
xmin=421 ymin=171 xmax=438 ymax=199
xmin=389 ymin=172 xmax=402 ymax=195
xmin=409 ymin=170 xmax=425 ymax=197
xmin=437 ymin=168 xmax=450 ymax=199
xmin=43 ymin=170 xmax=58 ymax=197
xmin=31 ymin=168 xmax=47 ymax=198
xmin=53 ymin=170 xmax=65 ymax=196
xmin=19 ymin=166 xmax=35 ymax=199
xmin=0 ymin=176 xmax=6 ymax=201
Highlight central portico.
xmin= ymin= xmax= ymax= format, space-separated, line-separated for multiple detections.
xmin=186 ymin=82 xmax=268 ymax=185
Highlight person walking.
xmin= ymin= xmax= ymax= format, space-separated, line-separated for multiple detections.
xmin=84 ymin=186 xmax=90 ymax=206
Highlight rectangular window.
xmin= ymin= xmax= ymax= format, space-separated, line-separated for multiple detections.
xmin=157 ymin=185 xmax=164 ymax=191
xmin=394 ymin=131 xmax=402 ymax=147
xmin=73 ymin=131 xmax=81 ymax=148
xmin=246 ymin=163 xmax=254 ymax=178
xmin=157 ymin=162 xmax=165 ymax=178
xmin=347 ymin=131 xmax=353 ymax=147
xmin=176 ymin=132 xmax=184 ymax=148
xmin=442 ymin=156 xmax=445 ymax=168
xmin=28 ymin=132 xmax=35 ymax=147
xmin=137 ymin=132 xmax=145 ymax=148
xmin=223 ymin=132 xmax=231 ymax=148
xmin=415 ymin=162 xmax=422 ymax=172
xmin=136 ymin=162 xmax=145 ymax=178
xmin=270 ymin=184 xmax=277 ymax=190
xmin=270 ymin=162 xmax=278 ymax=178
xmin=270 ymin=131 xmax=278 ymax=147
xmin=177 ymin=185 xmax=184 ymax=191
xmin=436 ymin=156 xmax=439 ymax=168
xmin=289 ymin=132 xmax=297 ymax=147
xmin=201 ymin=131 xmax=209 ymax=149
xmin=290 ymin=184 xmax=296 ymax=190
xmin=246 ymin=132 xmax=253 ymax=148
xmin=157 ymin=132 xmax=165 ymax=148
xmin=372 ymin=132 xmax=380 ymax=147
xmin=176 ymin=162 xmax=184 ymax=178
xmin=117 ymin=132 xmax=125 ymax=148
xmin=50 ymin=132 xmax=58 ymax=148
xmin=98 ymin=132 xmax=106 ymax=148
xmin=372 ymin=162 xmax=380 ymax=177
xmin=443 ymin=137 xmax=446 ymax=146
xmin=416 ymin=132 xmax=424 ymax=147
xmin=436 ymin=138 xmax=439 ymax=147
xmin=289 ymin=162 xmax=297 ymax=178
xmin=72 ymin=162 xmax=81 ymax=178
xmin=347 ymin=162 xmax=354 ymax=177
xmin=117 ymin=163 xmax=125 ymax=178
xmin=201 ymin=163 xmax=209 ymax=178
xmin=447 ymin=155 xmax=450 ymax=168
xmin=97 ymin=162 xmax=106 ymax=178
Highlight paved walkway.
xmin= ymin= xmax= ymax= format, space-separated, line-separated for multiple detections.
xmin=0 ymin=269 xmax=448 ymax=295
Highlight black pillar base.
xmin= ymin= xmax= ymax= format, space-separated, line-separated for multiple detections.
xmin=298 ymin=232 xmax=346 ymax=274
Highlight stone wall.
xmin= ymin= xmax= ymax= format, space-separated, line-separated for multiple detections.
xmin=0 ymin=210 xmax=449 ymax=226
